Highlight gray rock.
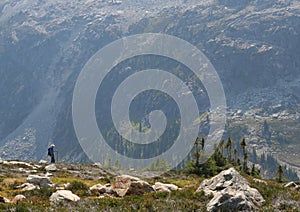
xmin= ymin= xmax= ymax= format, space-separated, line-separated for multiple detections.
xmin=153 ymin=182 xmax=179 ymax=192
xmin=17 ymin=183 xmax=39 ymax=191
xmin=196 ymin=168 xmax=265 ymax=212
xmin=49 ymin=190 xmax=80 ymax=202
xmin=56 ymin=183 xmax=71 ymax=190
xmin=284 ymin=182 xmax=298 ymax=188
xmin=27 ymin=175 xmax=53 ymax=188
xmin=18 ymin=167 xmax=37 ymax=173
xmin=98 ymin=193 xmax=117 ymax=199
xmin=45 ymin=172 xmax=54 ymax=177
xmin=45 ymin=164 xmax=57 ymax=172
xmin=39 ymin=160 xmax=48 ymax=164
xmin=12 ymin=195 xmax=26 ymax=203
xmin=0 ymin=196 xmax=10 ymax=203
xmin=113 ymin=175 xmax=154 ymax=197
xmin=253 ymin=178 xmax=267 ymax=185
xmin=90 ymin=183 xmax=116 ymax=195
xmin=5 ymin=161 xmax=37 ymax=169
xmin=64 ymin=182 xmax=71 ymax=189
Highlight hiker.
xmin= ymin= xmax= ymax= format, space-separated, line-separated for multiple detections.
xmin=48 ymin=144 xmax=58 ymax=163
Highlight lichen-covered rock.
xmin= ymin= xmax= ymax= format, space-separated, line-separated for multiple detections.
xmin=196 ymin=168 xmax=265 ymax=212
xmin=113 ymin=175 xmax=154 ymax=197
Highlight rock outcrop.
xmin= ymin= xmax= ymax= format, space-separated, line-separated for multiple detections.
xmin=49 ymin=190 xmax=80 ymax=202
xmin=113 ymin=175 xmax=154 ymax=197
xmin=196 ymin=168 xmax=265 ymax=212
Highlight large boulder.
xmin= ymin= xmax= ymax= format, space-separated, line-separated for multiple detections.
xmin=153 ymin=182 xmax=179 ymax=192
xmin=113 ymin=175 xmax=154 ymax=197
xmin=27 ymin=175 xmax=53 ymax=188
xmin=50 ymin=190 xmax=80 ymax=202
xmin=196 ymin=168 xmax=265 ymax=212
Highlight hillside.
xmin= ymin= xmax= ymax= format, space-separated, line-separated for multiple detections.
xmin=0 ymin=0 xmax=299 ymax=178
xmin=0 ymin=159 xmax=299 ymax=211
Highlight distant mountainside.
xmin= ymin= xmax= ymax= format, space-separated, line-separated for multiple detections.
xmin=0 ymin=0 xmax=299 ymax=178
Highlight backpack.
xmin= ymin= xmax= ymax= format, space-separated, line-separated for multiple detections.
xmin=47 ymin=148 xmax=51 ymax=156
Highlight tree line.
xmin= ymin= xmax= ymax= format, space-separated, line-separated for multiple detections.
xmin=187 ymin=137 xmax=299 ymax=182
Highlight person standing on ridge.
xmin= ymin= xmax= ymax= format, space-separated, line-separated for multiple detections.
xmin=48 ymin=144 xmax=58 ymax=163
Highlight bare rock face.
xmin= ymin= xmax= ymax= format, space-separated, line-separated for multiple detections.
xmin=113 ymin=175 xmax=154 ymax=197
xmin=27 ymin=175 xmax=53 ymax=188
xmin=196 ymin=168 xmax=265 ymax=212
xmin=153 ymin=182 xmax=179 ymax=192
xmin=49 ymin=190 xmax=80 ymax=202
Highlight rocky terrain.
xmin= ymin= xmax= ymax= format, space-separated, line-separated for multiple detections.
xmin=0 ymin=159 xmax=299 ymax=211
xmin=0 ymin=0 xmax=299 ymax=178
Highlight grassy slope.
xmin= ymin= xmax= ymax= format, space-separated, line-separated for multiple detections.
xmin=0 ymin=162 xmax=299 ymax=211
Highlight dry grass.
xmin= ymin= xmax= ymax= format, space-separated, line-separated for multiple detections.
xmin=0 ymin=177 xmax=26 ymax=199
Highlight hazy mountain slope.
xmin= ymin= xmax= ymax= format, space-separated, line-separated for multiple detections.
xmin=0 ymin=0 xmax=299 ymax=177
xmin=0 ymin=0 xmax=207 ymax=161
